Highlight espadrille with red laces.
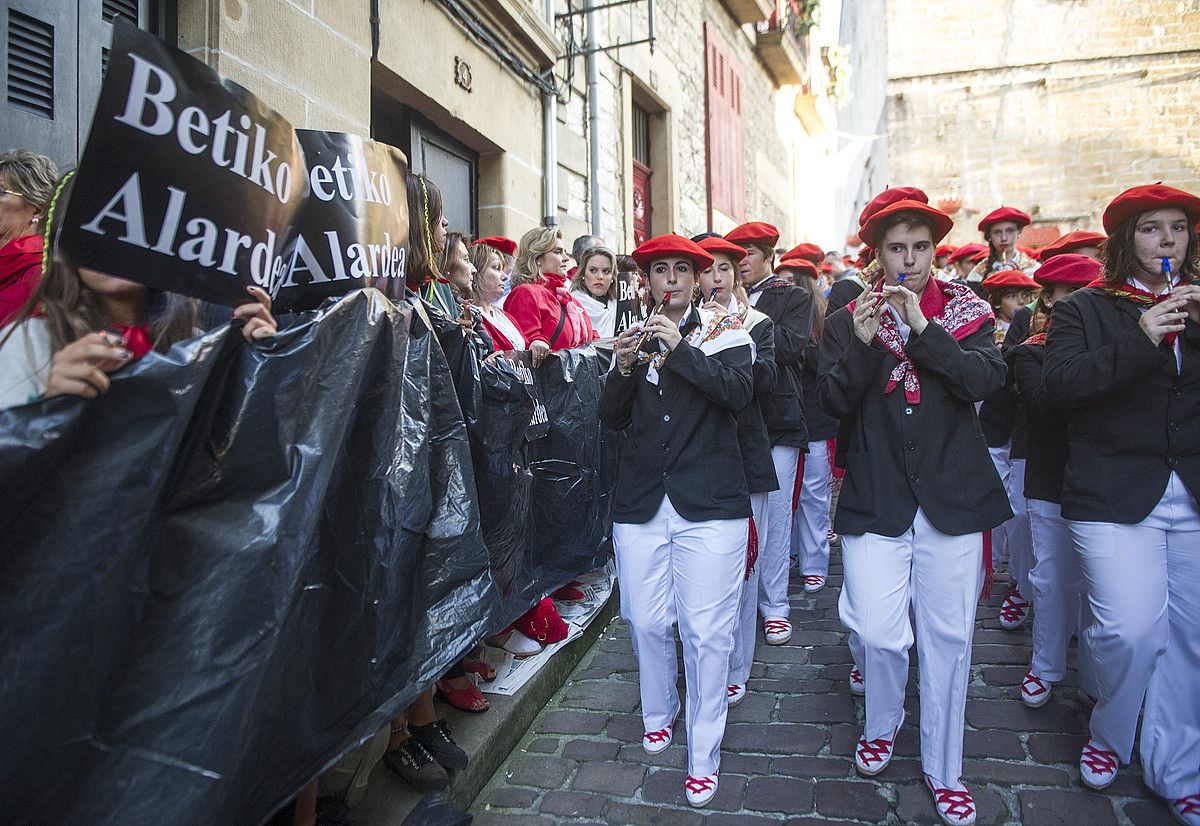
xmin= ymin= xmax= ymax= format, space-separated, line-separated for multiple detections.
xmin=684 ymin=772 xmax=719 ymax=807
xmin=1079 ymin=739 xmax=1119 ymax=790
xmin=642 ymin=724 xmax=673 ymax=755
xmin=763 ymin=618 xmax=792 ymax=645
xmin=849 ymin=666 xmax=865 ymax=696
xmin=802 ymin=574 xmax=827 ymax=593
xmin=727 ymin=683 xmax=746 ymax=707
xmin=998 ymin=587 xmax=1029 ymax=629
xmin=855 ymin=711 xmax=903 ymax=777
xmin=926 ymin=775 xmax=976 ymax=826
xmin=1020 ymin=672 xmax=1051 ymax=707
xmin=1170 ymin=794 xmax=1200 ymax=825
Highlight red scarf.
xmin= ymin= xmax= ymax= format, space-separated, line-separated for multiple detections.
xmin=112 ymin=324 xmax=153 ymax=358
xmin=1022 ymin=332 xmax=1047 ymax=346
xmin=847 ymin=279 xmax=993 ymax=403
xmin=747 ymin=275 xmax=790 ymax=295
xmin=1086 ymin=276 xmax=1190 ymax=347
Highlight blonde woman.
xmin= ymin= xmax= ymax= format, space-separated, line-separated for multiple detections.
xmin=503 ymin=226 xmax=597 ymax=366
xmin=569 ymin=246 xmax=618 ymax=337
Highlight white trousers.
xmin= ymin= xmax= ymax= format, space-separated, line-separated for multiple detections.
xmin=759 ymin=445 xmax=800 ymax=619
xmin=839 ymin=508 xmax=983 ymax=788
xmin=730 ymin=493 xmax=770 ymax=686
xmin=791 ymin=440 xmax=833 ymax=577
xmin=1027 ymin=498 xmax=1093 ymax=686
xmin=614 ymin=496 xmax=748 ymax=777
xmin=989 ymin=446 xmax=1033 ymax=595
xmin=1070 ymin=473 xmax=1200 ymax=797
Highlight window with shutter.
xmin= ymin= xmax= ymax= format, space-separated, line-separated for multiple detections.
xmin=7 ymin=9 xmax=54 ymax=119
xmin=704 ymin=23 xmax=745 ymax=227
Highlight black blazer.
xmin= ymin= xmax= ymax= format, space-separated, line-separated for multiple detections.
xmin=739 ymin=311 xmax=782 ymax=494
xmin=1009 ymin=342 xmax=1068 ymax=504
xmin=750 ymin=285 xmax=811 ymax=447
xmin=1043 ymin=287 xmax=1200 ymax=523
xmin=801 ymin=330 xmax=840 ymax=442
xmin=977 ymin=306 xmax=1031 ymax=452
xmin=600 ymin=311 xmax=754 ymax=524
xmin=827 ymin=277 xmax=863 ymax=318
xmin=818 ymin=307 xmax=1013 ymax=537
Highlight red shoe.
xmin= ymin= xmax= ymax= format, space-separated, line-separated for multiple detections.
xmin=1171 ymin=794 xmax=1200 ymax=825
xmin=553 ymin=581 xmax=586 ymax=602
xmin=998 ymin=587 xmax=1030 ymax=630
xmin=463 ymin=659 xmax=496 ymax=682
xmin=926 ymin=776 xmax=976 ymax=825
xmin=1020 ymin=672 xmax=1051 ymax=707
xmin=436 ymin=678 xmax=489 ymax=712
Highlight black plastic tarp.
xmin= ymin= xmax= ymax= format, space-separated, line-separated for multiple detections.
xmin=0 ymin=290 xmax=499 ymax=825
xmin=0 ymin=289 xmax=618 ymax=825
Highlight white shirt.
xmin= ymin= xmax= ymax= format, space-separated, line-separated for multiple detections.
xmin=0 ymin=318 xmax=52 ymax=408
xmin=483 ymin=303 xmax=526 ymax=350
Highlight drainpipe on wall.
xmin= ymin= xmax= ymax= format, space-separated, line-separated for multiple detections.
xmin=542 ymin=0 xmax=558 ymax=226
xmin=585 ymin=0 xmax=602 ymax=235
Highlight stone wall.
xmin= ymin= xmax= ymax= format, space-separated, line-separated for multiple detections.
xmin=886 ymin=0 xmax=1200 ymax=244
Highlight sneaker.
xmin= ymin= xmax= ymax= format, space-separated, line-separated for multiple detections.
xmin=1079 ymin=739 xmax=1119 ymax=790
xmin=1171 ymin=794 xmax=1200 ymax=825
xmin=855 ymin=711 xmax=903 ymax=777
xmin=684 ymin=772 xmax=719 ymax=808
xmin=998 ymin=587 xmax=1030 ymax=629
xmin=803 ymin=574 xmax=827 ymax=593
xmin=926 ymin=776 xmax=976 ymax=826
xmin=1021 ymin=672 xmax=1052 ymax=708
xmin=763 ymin=618 xmax=792 ymax=645
xmin=411 ymin=719 xmax=468 ymax=771
xmin=727 ymin=684 xmax=746 ymax=707
xmin=642 ymin=724 xmax=673 ymax=755
xmin=849 ymin=666 xmax=865 ymax=696
xmin=382 ymin=736 xmax=449 ymax=791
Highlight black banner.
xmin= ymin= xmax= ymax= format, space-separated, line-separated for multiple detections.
xmin=57 ymin=21 xmax=410 ymax=312
xmin=274 ymin=131 xmax=409 ymax=312
xmin=59 ymin=19 xmax=305 ymax=308
xmin=0 ymin=290 xmax=616 ymax=825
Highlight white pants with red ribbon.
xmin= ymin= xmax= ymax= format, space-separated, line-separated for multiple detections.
xmin=792 ymin=439 xmax=833 ymax=578
xmin=759 ymin=445 xmax=801 ymax=620
xmin=839 ymin=508 xmax=984 ymax=788
xmin=989 ymin=445 xmax=1033 ymax=595
xmin=1070 ymin=472 xmax=1200 ymax=798
xmin=730 ymin=492 xmax=770 ymax=687
xmin=1027 ymin=498 xmax=1094 ymax=688
xmin=614 ymin=495 xmax=748 ymax=777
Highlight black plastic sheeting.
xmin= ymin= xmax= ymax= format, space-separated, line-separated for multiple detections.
xmin=0 ymin=289 xmax=615 ymax=825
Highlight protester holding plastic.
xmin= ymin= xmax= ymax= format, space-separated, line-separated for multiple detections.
xmin=503 ymin=226 xmax=597 ymax=367
xmin=0 ymin=172 xmax=276 ymax=409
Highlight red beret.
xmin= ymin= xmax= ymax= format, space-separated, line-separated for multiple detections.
xmin=947 ymin=243 xmax=987 ymax=265
xmin=632 ymin=233 xmax=714 ymax=273
xmin=696 ymin=235 xmax=747 ymax=263
xmin=777 ymin=258 xmax=818 ymax=278
xmin=1101 ymin=183 xmax=1200 ymax=235
xmin=981 ymin=269 xmax=1040 ymax=292
xmin=977 ymin=206 xmax=1031 ymax=233
xmin=858 ymin=200 xmax=953 ymax=248
xmin=858 ymin=187 xmax=929 ymax=227
xmin=935 ymin=245 xmax=956 ymax=258
xmin=1033 ymin=253 xmax=1101 ymax=287
xmin=474 ymin=235 xmax=517 ymax=256
xmin=782 ymin=242 xmax=824 ymax=264
xmin=1036 ymin=231 xmax=1106 ymax=262
xmin=971 ymin=249 xmax=989 ymax=262
xmin=725 ymin=221 xmax=780 ymax=247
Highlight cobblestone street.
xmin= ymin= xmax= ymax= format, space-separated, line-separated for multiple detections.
xmin=469 ymin=549 xmax=1173 ymax=825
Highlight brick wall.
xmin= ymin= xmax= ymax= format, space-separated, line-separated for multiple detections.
xmin=886 ymin=0 xmax=1200 ymax=244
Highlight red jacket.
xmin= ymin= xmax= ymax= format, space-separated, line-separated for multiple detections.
xmin=0 ymin=234 xmax=43 ymax=327
xmin=503 ymin=272 xmax=598 ymax=351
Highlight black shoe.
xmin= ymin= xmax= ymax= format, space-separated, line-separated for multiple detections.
xmin=411 ymin=719 xmax=469 ymax=771
xmin=383 ymin=737 xmax=449 ymax=792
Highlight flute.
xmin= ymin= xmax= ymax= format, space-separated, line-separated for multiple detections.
xmin=869 ymin=274 xmax=906 ymax=318
xmin=1162 ymin=257 xmax=1173 ymax=295
xmin=634 ymin=291 xmax=674 ymax=351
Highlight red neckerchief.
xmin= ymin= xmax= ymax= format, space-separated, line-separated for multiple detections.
xmin=1022 ymin=332 xmax=1047 ymax=346
xmin=747 ymin=275 xmax=790 ymax=295
xmin=112 ymin=324 xmax=153 ymax=358
xmin=847 ymin=279 xmax=993 ymax=403
xmin=1086 ymin=276 xmax=1190 ymax=347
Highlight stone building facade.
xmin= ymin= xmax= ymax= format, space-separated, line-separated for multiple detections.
xmin=886 ymin=0 xmax=1200 ymax=246
xmin=6 ymin=0 xmax=887 ymax=255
